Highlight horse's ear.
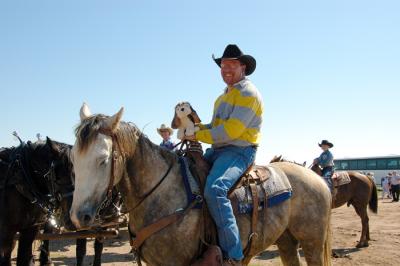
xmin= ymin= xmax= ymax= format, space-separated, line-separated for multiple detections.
xmin=46 ymin=137 xmax=60 ymax=155
xmin=80 ymin=102 xmax=92 ymax=121
xmin=105 ymin=107 xmax=124 ymax=132
xmin=189 ymin=106 xmax=201 ymax=124
xmin=171 ymin=112 xmax=181 ymax=129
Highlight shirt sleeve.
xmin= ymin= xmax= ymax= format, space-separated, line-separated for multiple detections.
xmin=197 ymin=123 xmax=212 ymax=130
xmin=195 ymin=96 xmax=261 ymax=144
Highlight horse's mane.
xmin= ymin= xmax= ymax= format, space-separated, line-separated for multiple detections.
xmin=75 ymin=114 xmax=140 ymax=155
xmin=75 ymin=114 xmax=178 ymax=163
xmin=75 ymin=114 xmax=109 ymax=152
xmin=270 ymin=155 xmax=306 ymax=167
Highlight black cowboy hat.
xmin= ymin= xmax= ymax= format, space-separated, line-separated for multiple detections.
xmin=319 ymin=140 xmax=334 ymax=148
xmin=212 ymin=44 xmax=256 ymax=76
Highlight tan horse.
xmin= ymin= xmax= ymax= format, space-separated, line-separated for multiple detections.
xmin=69 ymin=104 xmax=332 ymax=266
xmin=310 ymin=164 xmax=378 ymax=248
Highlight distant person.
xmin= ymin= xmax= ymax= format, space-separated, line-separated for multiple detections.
xmin=313 ymin=140 xmax=334 ymax=192
xmin=387 ymin=172 xmax=393 ymax=198
xmin=390 ymin=171 xmax=400 ymax=202
xmin=157 ymin=124 xmax=175 ymax=151
xmin=381 ymin=174 xmax=391 ymax=199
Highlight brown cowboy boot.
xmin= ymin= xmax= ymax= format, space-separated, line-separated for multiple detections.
xmin=191 ymin=245 xmax=223 ymax=266
xmin=223 ymin=258 xmax=242 ymax=266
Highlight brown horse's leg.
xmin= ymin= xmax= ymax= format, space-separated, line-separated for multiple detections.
xmin=353 ymin=204 xmax=369 ymax=248
xmin=93 ymin=237 xmax=104 ymax=266
xmin=17 ymin=227 xmax=38 ymax=266
xmin=276 ymin=230 xmax=301 ymax=266
xmin=0 ymin=231 xmax=15 ymax=266
xmin=76 ymin=238 xmax=87 ymax=266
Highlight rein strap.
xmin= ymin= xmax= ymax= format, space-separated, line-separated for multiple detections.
xmin=130 ymin=198 xmax=200 ymax=250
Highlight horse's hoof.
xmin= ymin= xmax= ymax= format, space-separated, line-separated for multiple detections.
xmin=356 ymin=242 xmax=369 ymax=248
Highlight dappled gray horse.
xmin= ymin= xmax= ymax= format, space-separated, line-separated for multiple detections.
xmin=70 ymin=103 xmax=332 ymax=266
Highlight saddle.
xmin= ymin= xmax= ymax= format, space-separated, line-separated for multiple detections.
xmin=332 ymin=171 xmax=351 ymax=187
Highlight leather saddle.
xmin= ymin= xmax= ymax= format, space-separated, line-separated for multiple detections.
xmin=332 ymin=171 xmax=351 ymax=187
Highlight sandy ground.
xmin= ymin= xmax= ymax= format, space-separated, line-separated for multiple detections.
xmin=12 ymin=196 xmax=400 ymax=265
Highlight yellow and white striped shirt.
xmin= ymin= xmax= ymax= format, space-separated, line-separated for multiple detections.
xmin=195 ymin=78 xmax=263 ymax=148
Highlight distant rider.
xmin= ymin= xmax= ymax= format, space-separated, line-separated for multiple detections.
xmin=313 ymin=140 xmax=334 ymax=192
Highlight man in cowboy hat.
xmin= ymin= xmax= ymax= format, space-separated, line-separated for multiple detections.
xmin=157 ymin=124 xmax=175 ymax=151
xmin=185 ymin=44 xmax=263 ymax=265
xmin=313 ymin=140 xmax=335 ymax=191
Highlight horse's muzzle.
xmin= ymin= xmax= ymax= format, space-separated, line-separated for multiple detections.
xmin=70 ymin=207 xmax=96 ymax=229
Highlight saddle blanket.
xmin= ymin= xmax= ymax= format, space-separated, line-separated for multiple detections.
xmin=230 ymin=165 xmax=292 ymax=214
xmin=179 ymin=158 xmax=292 ymax=215
xmin=332 ymin=171 xmax=351 ymax=187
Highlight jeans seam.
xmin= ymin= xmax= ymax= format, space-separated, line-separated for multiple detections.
xmin=214 ymin=155 xmax=242 ymax=248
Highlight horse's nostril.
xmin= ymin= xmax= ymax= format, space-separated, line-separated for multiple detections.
xmin=83 ymin=214 xmax=91 ymax=223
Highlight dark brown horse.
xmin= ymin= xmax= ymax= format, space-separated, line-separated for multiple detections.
xmin=271 ymin=156 xmax=377 ymax=248
xmin=311 ymin=164 xmax=378 ymax=248
xmin=0 ymin=138 xmax=73 ymax=266
xmin=0 ymin=138 xmax=119 ymax=266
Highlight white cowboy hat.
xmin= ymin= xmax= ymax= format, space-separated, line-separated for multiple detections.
xmin=157 ymin=124 xmax=173 ymax=135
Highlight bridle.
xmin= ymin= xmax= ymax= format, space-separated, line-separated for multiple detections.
xmin=93 ymin=128 xmax=124 ymax=220
xmin=7 ymin=143 xmax=73 ymax=219
xmin=95 ymin=128 xmax=174 ymax=217
xmin=43 ymin=161 xmax=74 ymax=204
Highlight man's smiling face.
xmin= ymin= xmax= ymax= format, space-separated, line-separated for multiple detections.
xmin=220 ymin=59 xmax=246 ymax=86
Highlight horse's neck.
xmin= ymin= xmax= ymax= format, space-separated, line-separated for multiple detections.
xmin=121 ymin=136 xmax=186 ymax=226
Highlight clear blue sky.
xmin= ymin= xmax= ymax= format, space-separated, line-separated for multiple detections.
xmin=1 ymin=0 xmax=399 ymax=164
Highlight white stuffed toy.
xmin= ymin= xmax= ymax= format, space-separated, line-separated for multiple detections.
xmin=171 ymin=102 xmax=201 ymax=140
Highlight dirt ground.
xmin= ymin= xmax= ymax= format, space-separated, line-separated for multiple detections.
xmin=12 ymin=195 xmax=400 ymax=265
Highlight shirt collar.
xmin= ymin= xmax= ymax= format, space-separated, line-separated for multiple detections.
xmin=225 ymin=77 xmax=249 ymax=93
xmin=234 ymin=77 xmax=249 ymax=88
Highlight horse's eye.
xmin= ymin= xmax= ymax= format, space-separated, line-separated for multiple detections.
xmin=99 ymin=159 xmax=107 ymax=166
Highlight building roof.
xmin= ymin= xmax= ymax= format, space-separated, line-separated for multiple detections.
xmin=335 ymin=155 xmax=400 ymax=161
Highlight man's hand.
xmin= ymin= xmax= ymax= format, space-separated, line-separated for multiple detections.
xmin=184 ymin=135 xmax=196 ymax=142
xmin=313 ymin=159 xmax=318 ymax=165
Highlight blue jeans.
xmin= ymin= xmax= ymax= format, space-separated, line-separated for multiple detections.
xmin=322 ymin=166 xmax=333 ymax=192
xmin=203 ymin=145 xmax=257 ymax=260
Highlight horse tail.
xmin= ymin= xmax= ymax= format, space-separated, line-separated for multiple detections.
xmin=323 ymin=209 xmax=332 ymax=266
xmin=368 ymin=179 xmax=378 ymax=214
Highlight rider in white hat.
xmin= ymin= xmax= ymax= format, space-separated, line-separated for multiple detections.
xmin=157 ymin=124 xmax=175 ymax=151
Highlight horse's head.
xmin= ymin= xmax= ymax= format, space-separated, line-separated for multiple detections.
xmin=70 ymin=103 xmax=129 ymax=229
xmin=25 ymin=138 xmax=75 ymax=227
xmin=42 ymin=138 xmax=75 ymax=228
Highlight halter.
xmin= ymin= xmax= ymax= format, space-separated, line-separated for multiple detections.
xmin=8 ymin=144 xmax=71 ymax=217
xmin=43 ymin=161 xmax=74 ymax=203
xmin=93 ymin=128 xmax=124 ymax=221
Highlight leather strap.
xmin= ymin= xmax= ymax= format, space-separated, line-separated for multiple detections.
xmin=243 ymin=182 xmax=259 ymax=263
xmin=98 ymin=129 xmax=123 ymax=198
xmin=131 ymin=199 xmax=199 ymax=250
